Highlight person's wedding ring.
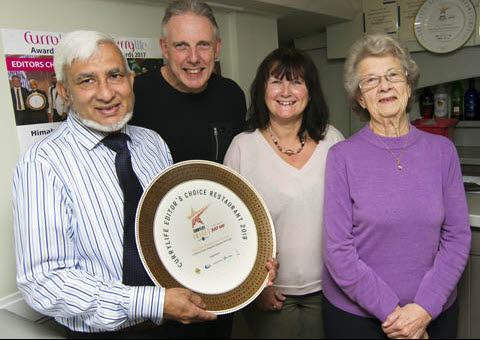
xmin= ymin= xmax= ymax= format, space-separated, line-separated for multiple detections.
xmin=273 ymin=305 xmax=277 ymax=310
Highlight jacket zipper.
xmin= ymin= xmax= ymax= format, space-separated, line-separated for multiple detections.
xmin=213 ymin=127 xmax=219 ymax=162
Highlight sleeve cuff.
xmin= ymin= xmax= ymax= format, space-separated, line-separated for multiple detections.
xmin=128 ymin=286 xmax=165 ymax=323
xmin=414 ymin=289 xmax=442 ymax=320
xmin=376 ymin=295 xmax=400 ymax=323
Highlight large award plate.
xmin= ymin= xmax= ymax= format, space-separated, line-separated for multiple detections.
xmin=414 ymin=0 xmax=476 ymax=54
xmin=136 ymin=160 xmax=276 ymax=314
xmin=26 ymin=92 xmax=47 ymax=110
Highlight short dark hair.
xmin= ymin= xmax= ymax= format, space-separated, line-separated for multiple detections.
xmin=247 ymin=47 xmax=329 ymax=142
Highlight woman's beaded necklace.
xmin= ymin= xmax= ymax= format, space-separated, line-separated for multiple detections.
xmin=268 ymin=127 xmax=306 ymax=155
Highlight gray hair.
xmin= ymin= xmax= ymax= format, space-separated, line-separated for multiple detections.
xmin=344 ymin=34 xmax=420 ymax=120
xmin=54 ymin=30 xmax=131 ymax=84
xmin=161 ymin=0 xmax=220 ymax=40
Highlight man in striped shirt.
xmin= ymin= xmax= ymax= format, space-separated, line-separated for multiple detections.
xmin=12 ymin=30 xmax=218 ymax=337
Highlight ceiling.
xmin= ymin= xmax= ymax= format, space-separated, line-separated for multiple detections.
xmin=203 ymin=0 xmax=362 ymax=45
xmin=130 ymin=0 xmax=363 ymax=45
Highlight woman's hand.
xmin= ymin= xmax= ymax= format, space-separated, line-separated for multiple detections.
xmin=254 ymin=286 xmax=286 ymax=312
xmin=266 ymin=256 xmax=280 ymax=287
xmin=382 ymin=303 xmax=432 ymax=339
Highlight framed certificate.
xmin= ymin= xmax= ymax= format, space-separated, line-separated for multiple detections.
xmin=414 ymin=0 xmax=476 ymax=54
xmin=136 ymin=160 xmax=276 ymax=314
xmin=363 ymin=0 xmax=399 ymax=36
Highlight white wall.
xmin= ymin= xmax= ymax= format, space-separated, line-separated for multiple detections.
xmin=295 ymin=33 xmax=351 ymax=137
xmin=305 ymin=47 xmax=351 ymax=137
xmin=233 ymin=12 xmax=279 ymax=103
xmin=0 ymin=0 xmax=278 ymax=311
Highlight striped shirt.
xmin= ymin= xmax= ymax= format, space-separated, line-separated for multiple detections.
xmin=12 ymin=114 xmax=173 ymax=332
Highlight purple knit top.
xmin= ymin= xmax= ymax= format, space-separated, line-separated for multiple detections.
xmin=322 ymin=124 xmax=471 ymax=322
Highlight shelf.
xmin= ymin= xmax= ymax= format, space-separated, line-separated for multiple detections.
xmin=457 ymin=121 xmax=480 ymax=128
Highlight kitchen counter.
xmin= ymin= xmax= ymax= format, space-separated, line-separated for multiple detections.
xmin=467 ymin=192 xmax=480 ymax=228
xmin=456 ymin=146 xmax=480 ymax=176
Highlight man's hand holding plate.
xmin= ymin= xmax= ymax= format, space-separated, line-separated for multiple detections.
xmin=163 ymin=288 xmax=217 ymax=324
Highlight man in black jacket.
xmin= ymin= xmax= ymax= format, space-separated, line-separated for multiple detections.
xmin=131 ymin=1 xmax=249 ymax=339
xmin=131 ymin=0 xmax=246 ymax=164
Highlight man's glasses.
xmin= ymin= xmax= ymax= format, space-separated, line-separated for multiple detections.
xmin=358 ymin=69 xmax=408 ymax=91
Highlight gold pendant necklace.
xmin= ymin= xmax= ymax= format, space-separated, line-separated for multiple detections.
xmin=374 ymin=133 xmax=409 ymax=170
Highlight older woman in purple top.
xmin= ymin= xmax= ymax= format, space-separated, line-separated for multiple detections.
xmin=322 ymin=34 xmax=471 ymax=339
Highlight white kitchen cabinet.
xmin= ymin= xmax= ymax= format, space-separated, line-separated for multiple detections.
xmin=458 ymin=228 xmax=480 ymax=338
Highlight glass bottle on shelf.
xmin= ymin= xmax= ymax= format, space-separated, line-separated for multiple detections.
xmin=434 ymin=84 xmax=449 ymax=118
xmin=464 ymin=78 xmax=478 ymax=120
xmin=419 ymin=87 xmax=434 ymax=119
xmin=450 ymin=80 xmax=464 ymax=120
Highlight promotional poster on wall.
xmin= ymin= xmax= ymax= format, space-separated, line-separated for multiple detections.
xmin=1 ymin=28 xmax=163 ymax=154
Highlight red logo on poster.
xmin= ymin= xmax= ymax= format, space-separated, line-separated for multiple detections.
xmin=23 ymin=31 xmax=61 ymax=45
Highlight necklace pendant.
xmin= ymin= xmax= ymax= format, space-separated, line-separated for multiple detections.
xmin=374 ymin=132 xmax=409 ymax=172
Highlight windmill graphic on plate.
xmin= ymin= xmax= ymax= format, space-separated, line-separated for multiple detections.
xmin=188 ymin=204 xmax=212 ymax=241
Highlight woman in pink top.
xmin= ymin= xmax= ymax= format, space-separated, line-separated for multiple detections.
xmin=225 ymin=47 xmax=344 ymax=338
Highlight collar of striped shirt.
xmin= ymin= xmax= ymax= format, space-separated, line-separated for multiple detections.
xmin=67 ymin=112 xmax=130 ymax=151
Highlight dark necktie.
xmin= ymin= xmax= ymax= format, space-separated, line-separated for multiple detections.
xmin=102 ymin=133 xmax=154 ymax=286
xmin=16 ymin=88 xmax=21 ymax=110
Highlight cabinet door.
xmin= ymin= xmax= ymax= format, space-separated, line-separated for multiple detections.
xmin=457 ymin=228 xmax=480 ymax=338
xmin=469 ymin=255 xmax=480 ymax=337
xmin=457 ymin=258 xmax=471 ymax=338
xmin=457 ymin=254 xmax=480 ymax=339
